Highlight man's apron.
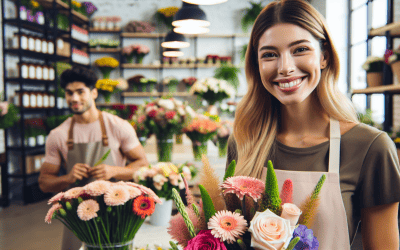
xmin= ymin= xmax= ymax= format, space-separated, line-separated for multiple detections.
xmin=61 ymin=111 xmax=115 ymax=250
xmin=261 ymin=118 xmax=351 ymax=249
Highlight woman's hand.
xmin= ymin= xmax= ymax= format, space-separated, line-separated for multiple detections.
xmin=361 ymin=202 xmax=399 ymax=250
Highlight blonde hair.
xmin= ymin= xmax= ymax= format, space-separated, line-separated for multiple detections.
xmin=234 ymin=0 xmax=358 ymax=178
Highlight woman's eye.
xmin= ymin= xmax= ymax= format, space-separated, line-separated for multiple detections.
xmin=294 ymin=47 xmax=309 ymax=53
xmin=261 ymin=52 xmax=276 ymax=58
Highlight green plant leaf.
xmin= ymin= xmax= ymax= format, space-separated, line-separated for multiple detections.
xmin=199 ymin=184 xmax=217 ymax=223
xmin=214 ymin=64 xmax=241 ymax=90
xmin=223 ymin=160 xmax=236 ymax=181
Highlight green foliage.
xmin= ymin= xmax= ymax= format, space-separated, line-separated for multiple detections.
xmin=171 ymin=188 xmax=196 ymax=238
xmin=0 ymin=103 xmax=19 ymax=129
xmin=44 ymin=114 xmax=73 ymax=133
xmin=224 ymin=160 xmax=236 ymax=181
xmin=199 ymin=184 xmax=217 ymax=223
xmin=311 ymin=174 xmax=326 ymax=200
xmin=185 ymin=130 xmax=217 ymax=144
xmin=240 ymin=44 xmax=248 ymax=62
xmin=169 ymin=241 xmax=179 ymax=250
xmin=259 ymin=160 xmax=281 ymax=214
xmin=214 ymin=64 xmax=241 ymax=90
xmin=287 ymin=237 xmax=301 ymax=250
xmin=357 ymin=109 xmax=375 ymax=126
xmin=241 ymin=1 xmax=264 ymax=32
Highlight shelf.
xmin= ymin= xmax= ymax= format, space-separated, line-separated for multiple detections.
xmin=4 ymin=49 xmax=56 ymax=60
xmin=120 ymin=33 xmax=163 ymax=38
xmin=121 ymin=63 xmax=226 ymax=69
xmin=120 ymin=33 xmax=251 ymax=39
xmin=5 ymin=78 xmax=55 ymax=85
xmin=369 ymin=21 xmax=400 ymax=37
xmin=90 ymin=48 xmax=121 ymax=53
xmin=188 ymin=33 xmax=251 ymax=38
xmin=18 ymin=107 xmax=54 ymax=113
xmin=121 ymin=92 xmax=193 ymax=97
xmin=121 ymin=64 xmax=161 ymax=69
xmin=6 ymin=145 xmax=45 ymax=154
xmin=352 ymin=84 xmax=400 ymax=94
xmin=36 ymin=0 xmax=89 ymax=24
xmin=90 ymin=28 xmax=121 ymax=33
xmin=4 ymin=19 xmax=46 ymax=33
xmin=162 ymin=92 xmax=192 ymax=97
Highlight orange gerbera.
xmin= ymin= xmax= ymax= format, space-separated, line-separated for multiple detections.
xmin=133 ymin=195 xmax=155 ymax=219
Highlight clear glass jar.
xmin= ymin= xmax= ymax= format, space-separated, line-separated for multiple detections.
xmin=35 ymin=37 xmax=42 ymax=53
xmin=28 ymin=35 xmax=35 ymax=51
xmin=35 ymin=65 xmax=43 ymax=80
xmin=41 ymin=38 xmax=48 ymax=54
xmin=30 ymin=92 xmax=37 ymax=108
xmin=36 ymin=92 xmax=43 ymax=108
xmin=20 ymin=34 xmax=28 ymax=50
xmin=42 ymin=65 xmax=49 ymax=80
xmin=49 ymin=66 xmax=55 ymax=80
xmin=22 ymin=91 xmax=30 ymax=108
xmin=28 ymin=64 xmax=36 ymax=79
xmin=43 ymin=93 xmax=49 ymax=108
xmin=19 ymin=63 xmax=29 ymax=79
xmin=48 ymin=40 xmax=54 ymax=54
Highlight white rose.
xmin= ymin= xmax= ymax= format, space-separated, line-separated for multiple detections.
xmin=248 ymin=210 xmax=293 ymax=250
xmin=158 ymin=99 xmax=175 ymax=110
xmin=280 ymin=203 xmax=302 ymax=227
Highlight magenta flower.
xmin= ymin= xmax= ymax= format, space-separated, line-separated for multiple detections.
xmin=185 ymin=230 xmax=227 ymax=250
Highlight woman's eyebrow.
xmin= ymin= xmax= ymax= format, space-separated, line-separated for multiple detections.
xmin=259 ymin=39 xmax=311 ymax=52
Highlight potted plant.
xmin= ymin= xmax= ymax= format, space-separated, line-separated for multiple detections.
xmin=129 ymin=112 xmax=151 ymax=147
xmin=385 ymin=48 xmax=400 ymax=84
xmin=357 ymin=109 xmax=375 ymax=126
xmin=82 ymin=2 xmax=98 ymax=18
xmin=241 ymin=1 xmax=264 ymax=32
xmin=148 ymin=78 xmax=158 ymax=92
xmin=182 ymin=77 xmax=197 ymax=92
xmin=214 ymin=63 xmax=241 ymax=90
xmin=362 ymin=56 xmax=384 ymax=87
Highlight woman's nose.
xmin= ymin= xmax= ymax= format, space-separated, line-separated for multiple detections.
xmin=278 ymin=52 xmax=295 ymax=76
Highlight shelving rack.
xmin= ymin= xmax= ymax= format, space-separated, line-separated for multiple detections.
xmin=350 ymin=0 xmax=395 ymax=132
xmin=1 ymin=0 xmax=89 ymax=207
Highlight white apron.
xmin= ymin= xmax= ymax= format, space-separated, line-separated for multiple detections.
xmin=261 ymin=118 xmax=351 ymax=249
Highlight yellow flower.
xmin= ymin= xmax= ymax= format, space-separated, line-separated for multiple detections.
xmin=95 ymin=57 xmax=119 ymax=68
xmin=31 ymin=0 xmax=40 ymax=8
xmin=394 ymin=138 xmax=400 ymax=143
xmin=72 ymin=0 xmax=82 ymax=8
xmin=96 ymin=79 xmax=119 ymax=92
xmin=158 ymin=7 xmax=179 ymax=18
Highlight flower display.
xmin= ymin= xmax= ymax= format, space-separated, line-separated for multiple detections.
xmin=155 ymin=6 xmax=179 ymax=30
xmin=45 ymin=180 xmax=161 ymax=249
xmin=95 ymin=79 xmax=120 ymax=103
xmin=362 ymin=56 xmax=384 ymax=73
xmin=163 ymin=76 xmax=179 ymax=92
xmin=122 ymin=44 xmax=150 ymax=64
xmin=124 ymin=20 xmax=156 ymax=33
xmin=190 ymin=77 xmax=236 ymax=105
xmin=129 ymin=110 xmax=151 ymax=146
xmin=168 ymin=159 xmax=324 ymax=250
xmin=82 ymin=2 xmax=97 ymax=17
xmin=182 ymin=77 xmax=197 ymax=91
xmin=133 ymin=162 xmax=197 ymax=200
xmin=94 ymin=57 xmax=119 ymax=79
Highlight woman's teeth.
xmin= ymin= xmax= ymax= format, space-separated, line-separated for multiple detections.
xmin=278 ymin=78 xmax=302 ymax=89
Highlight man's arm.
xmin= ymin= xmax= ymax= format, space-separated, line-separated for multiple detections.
xmin=38 ymin=162 xmax=90 ymax=193
xmin=361 ymin=202 xmax=399 ymax=250
xmin=89 ymin=144 xmax=149 ymax=181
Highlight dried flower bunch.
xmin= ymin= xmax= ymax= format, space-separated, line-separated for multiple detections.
xmin=45 ymin=180 xmax=162 ymax=248
xmin=124 ymin=20 xmax=156 ymax=33
xmin=168 ymin=159 xmax=325 ymax=250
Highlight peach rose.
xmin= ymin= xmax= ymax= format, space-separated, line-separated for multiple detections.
xmin=248 ymin=209 xmax=293 ymax=250
xmin=281 ymin=203 xmax=302 ymax=227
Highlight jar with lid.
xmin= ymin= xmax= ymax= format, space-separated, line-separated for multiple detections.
xmin=19 ymin=63 xmax=29 ymax=79
xmin=41 ymin=38 xmax=48 ymax=54
xmin=35 ymin=37 xmax=42 ymax=53
xmin=19 ymin=33 xmax=28 ymax=50
xmin=43 ymin=93 xmax=49 ymax=108
xmin=48 ymin=39 xmax=54 ymax=54
xmin=49 ymin=94 xmax=55 ymax=108
xmin=36 ymin=65 xmax=43 ymax=80
xmin=49 ymin=66 xmax=55 ymax=81
xmin=28 ymin=64 xmax=36 ymax=79
xmin=30 ymin=92 xmax=37 ymax=108
xmin=42 ymin=65 xmax=49 ymax=80
xmin=22 ymin=91 xmax=30 ymax=108
xmin=28 ymin=35 xmax=35 ymax=51
xmin=36 ymin=92 xmax=43 ymax=108
xmin=13 ymin=91 xmax=21 ymax=107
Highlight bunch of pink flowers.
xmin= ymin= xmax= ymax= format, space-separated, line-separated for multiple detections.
xmin=122 ymin=44 xmax=150 ymax=64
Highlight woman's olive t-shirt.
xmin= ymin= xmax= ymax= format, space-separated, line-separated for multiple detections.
xmin=226 ymin=123 xmax=400 ymax=243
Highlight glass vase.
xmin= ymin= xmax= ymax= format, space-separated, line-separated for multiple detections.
xmin=192 ymin=141 xmax=208 ymax=161
xmin=82 ymin=239 xmax=134 ymax=250
xmin=136 ymin=54 xmax=145 ymax=64
xmin=157 ymin=135 xmax=173 ymax=162
xmin=217 ymin=136 xmax=229 ymax=158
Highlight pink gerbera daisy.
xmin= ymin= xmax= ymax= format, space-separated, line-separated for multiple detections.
xmin=45 ymin=204 xmax=62 ymax=224
xmin=208 ymin=211 xmax=248 ymax=244
xmin=64 ymin=187 xmax=84 ymax=199
xmin=48 ymin=192 xmax=64 ymax=205
xmin=84 ymin=180 xmax=111 ymax=196
xmin=104 ymin=184 xmax=130 ymax=206
xmin=126 ymin=186 xmax=142 ymax=199
xmin=220 ymin=176 xmax=265 ymax=202
xmin=77 ymin=199 xmax=100 ymax=221
xmin=125 ymin=182 xmax=162 ymax=204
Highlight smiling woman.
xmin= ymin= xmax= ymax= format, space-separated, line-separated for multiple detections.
xmin=226 ymin=0 xmax=400 ymax=249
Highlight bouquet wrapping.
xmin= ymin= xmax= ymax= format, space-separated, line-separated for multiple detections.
xmin=190 ymin=77 xmax=236 ymax=105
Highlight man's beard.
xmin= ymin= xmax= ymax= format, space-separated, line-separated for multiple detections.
xmin=69 ymin=101 xmax=92 ymax=114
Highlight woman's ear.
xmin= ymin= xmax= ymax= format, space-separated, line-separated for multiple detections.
xmin=320 ymin=42 xmax=329 ymax=69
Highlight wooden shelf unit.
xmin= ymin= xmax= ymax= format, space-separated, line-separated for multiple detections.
xmin=121 ymin=92 xmax=192 ymax=97
xmin=36 ymin=0 xmax=89 ymax=24
xmin=352 ymin=84 xmax=400 ymax=94
xmin=369 ymin=21 xmax=400 ymax=37
xmin=90 ymin=48 xmax=121 ymax=53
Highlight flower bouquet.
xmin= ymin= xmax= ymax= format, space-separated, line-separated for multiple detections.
xmin=45 ymin=180 xmax=162 ymax=250
xmin=122 ymin=44 xmax=150 ymax=64
xmin=168 ymin=158 xmax=325 ymax=250
xmin=190 ymin=77 xmax=236 ymax=106
xmin=182 ymin=77 xmax=197 ymax=92
xmin=362 ymin=56 xmax=384 ymax=87
xmin=182 ymin=117 xmax=220 ymax=161
xmin=129 ymin=110 xmax=151 ymax=147
xmin=216 ymin=120 xmax=234 ymax=157
xmin=94 ymin=57 xmax=119 ymax=79
xmin=137 ymin=97 xmax=195 ymax=162
xmin=95 ymin=79 xmax=120 ymax=103
xmin=0 ymin=101 xmax=19 ymax=129
xmin=82 ymin=2 xmax=98 ymax=18
xmin=155 ymin=6 xmax=180 ymax=30
xmin=163 ymin=76 xmax=179 ymax=92
xmin=385 ymin=48 xmax=400 ymax=83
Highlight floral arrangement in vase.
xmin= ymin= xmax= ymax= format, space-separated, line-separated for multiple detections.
xmin=362 ymin=56 xmax=384 ymax=87
xmin=182 ymin=77 xmax=197 ymax=92
xmin=168 ymin=159 xmax=324 ymax=250
xmin=30 ymin=0 xmax=44 ymax=24
xmin=129 ymin=111 xmax=151 ymax=147
xmin=182 ymin=117 xmax=220 ymax=161
xmin=45 ymin=180 xmax=162 ymax=249
xmin=190 ymin=77 xmax=236 ymax=106
xmin=122 ymin=44 xmax=150 ymax=64
xmin=155 ymin=6 xmax=180 ymax=30
xmin=136 ymin=97 xmax=195 ymax=162
xmin=163 ymin=76 xmax=180 ymax=92
xmin=82 ymin=2 xmax=98 ymax=17
xmin=95 ymin=79 xmax=120 ymax=103
xmin=216 ymin=120 xmax=234 ymax=157
xmin=94 ymin=57 xmax=119 ymax=79
xmin=384 ymin=48 xmax=400 ymax=83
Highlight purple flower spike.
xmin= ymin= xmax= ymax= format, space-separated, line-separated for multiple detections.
xmin=291 ymin=224 xmax=319 ymax=250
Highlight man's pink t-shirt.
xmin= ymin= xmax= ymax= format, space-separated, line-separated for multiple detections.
xmin=43 ymin=111 xmax=140 ymax=167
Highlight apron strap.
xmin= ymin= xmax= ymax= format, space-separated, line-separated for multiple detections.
xmin=328 ymin=117 xmax=341 ymax=174
xmin=67 ymin=116 xmax=75 ymax=150
xmin=98 ymin=111 xmax=109 ymax=147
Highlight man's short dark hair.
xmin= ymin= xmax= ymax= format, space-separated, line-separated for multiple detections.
xmin=60 ymin=66 xmax=98 ymax=89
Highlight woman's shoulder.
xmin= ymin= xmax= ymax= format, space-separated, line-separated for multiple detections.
xmin=341 ymin=122 xmax=393 ymax=150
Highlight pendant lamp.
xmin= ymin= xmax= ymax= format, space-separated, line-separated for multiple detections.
xmin=163 ymin=48 xmax=184 ymax=57
xmin=161 ymin=30 xmax=190 ymax=49
xmin=182 ymin=0 xmax=228 ymax=5
xmin=174 ymin=26 xmax=209 ymax=35
xmin=172 ymin=3 xmax=210 ymax=29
